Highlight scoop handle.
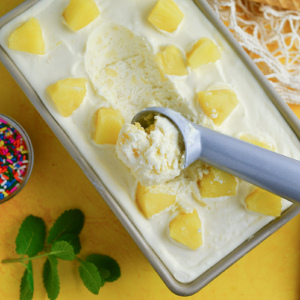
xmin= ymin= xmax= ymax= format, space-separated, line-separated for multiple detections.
xmin=196 ymin=124 xmax=300 ymax=204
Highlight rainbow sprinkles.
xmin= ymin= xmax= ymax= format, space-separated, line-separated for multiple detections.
xmin=0 ymin=118 xmax=29 ymax=201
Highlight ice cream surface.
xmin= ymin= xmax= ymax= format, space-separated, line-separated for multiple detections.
xmin=1 ymin=0 xmax=300 ymax=284
xmin=116 ymin=116 xmax=185 ymax=186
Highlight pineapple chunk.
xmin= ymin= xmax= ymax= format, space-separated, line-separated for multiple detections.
xmin=47 ymin=78 xmax=87 ymax=117
xmin=169 ymin=209 xmax=202 ymax=250
xmin=240 ymin=134 xmax=275 ymax=151
xmin=199 ymin=166 xmax=237 ymax=198
xmin=94 ymin=108 xmax=124 ymax=145
xmin=198 ymin=89 xmax=239 ymax=126
xmin=63 ymin=0 xmax=100 ymax=31
xmin=136 ymin=183 xmax=176 ymax=218
xmin=245 ymin=188 xmax=282 ymax=217
xmin=148 ymin=0 xmax=184 ymax=33
xmin=186 ymin=37 xmax=221 ymax=68
xmin=156 ymin=45 xmax=188 ymax=76
xmin=8 ymin=18 xmax=45 ymax=55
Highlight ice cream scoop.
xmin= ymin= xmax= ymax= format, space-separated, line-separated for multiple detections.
xmin=116 ymin=116 xmax=184 ymax=186
xmin=132 ymin=107 xmax=300 ymax=204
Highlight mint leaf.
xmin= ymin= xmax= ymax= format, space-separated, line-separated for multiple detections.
xmin=25 ymin=261 xmax=34 ymax=292
xmin=20 ymin=268 xmax=33 ymax=300
xmin=57 ymin=234 xmax=81 ymax=255
xmin=78 ymin=260 xmax=101 ymax=295
xmin=16 ymin=216 xmax=46 ymax=257
xmin=51 ymin=241 xmax=75 ymax=261
xmin=47 ymin=210 xmax=84 ymax=244
xmin=98 ymin=268 xmax=110 ymax=280
xmin=86 ymin=254 xmax=121 ymax=282
xmin=43 ymin=256 xmax=60 ymax=300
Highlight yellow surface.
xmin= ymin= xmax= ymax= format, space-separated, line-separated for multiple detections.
xmin=289 ymin=104 xmax=300 ymax=119
xmin=1 ymin=1 xmax=300 ymax=299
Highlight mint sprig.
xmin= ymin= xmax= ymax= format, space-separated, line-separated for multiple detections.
xmin=78 ymin=259 xmax=102 ymax=294
xmin=57 ymin=234 xmax=81 ymax=255
xmin=86 ymin=254 xmax=121 ymax=283
xmin=47 ymin=209 xmax=84 ymax=244
xmin=1 ymin=209 xmax=121 ymax=300
xmin=15 ymin=215 xmax=46 ymax=257
xmin=43 ymin=256 xmax=60 ymax=300
xmin=51 ymin=241 xmax=76 ymax=261
xmin=25 ymin=261 xmax=34 ymax=292
xmin=20 ymin=262 xmax=34 ymax=300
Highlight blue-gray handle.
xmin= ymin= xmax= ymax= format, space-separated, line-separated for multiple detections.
xmin=132 ymin=107 xmax=300 ymax=204
xmin=196 ymin=124 xmax=300 ymax=204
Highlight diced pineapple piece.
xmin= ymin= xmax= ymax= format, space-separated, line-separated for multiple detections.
xmin=240 ymin=135 xmax=275 ymax=151
xmin=145 ymin=124 xmax=156 ymax=134
xmin=199 ymin=166 xmax=237 ymax=198
xmin=8 ymin=18 xmax=45 ymax=55
xmin=198 ymin=89 xmax=239 ymax=126
xmin=94 ymin=108 xmax=124 ymax=145
xmin=47 ymin=78 xmax=87 ymax=117
xmin=245 ymin=188 xmax=282 ymax=217
xmin=63 ymin=0 xmax=100 ymax=31
xmin=169 ymin=209 xmax=202 ymax=250
xmin=156 ymin=45 xmax=188 ymax=76
xmin=148 ymin=0 xmax=184 ymax=33
xmin=186 ymin=37 xmax=221 ymax=68
xmin=136 ymin=183 xmax=176 ymax=218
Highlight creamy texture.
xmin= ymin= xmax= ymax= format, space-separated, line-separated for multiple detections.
xmin=84 ymin=22 xmax=188 ymax=122
xmin=1 ymin=0 xmax=300 ymax=283
xmin=116 ymin=116 xmax=184 ymax=186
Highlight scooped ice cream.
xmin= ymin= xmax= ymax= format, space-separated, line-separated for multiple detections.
xmin=116 ymin=116 xmax=185 ymax=186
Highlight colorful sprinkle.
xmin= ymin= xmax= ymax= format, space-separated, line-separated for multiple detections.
xmin=0 ymin=118 xmax=29 ymax=201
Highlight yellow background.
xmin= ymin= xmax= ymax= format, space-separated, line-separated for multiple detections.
xmin=1 ymin=1 xmax=300 ymax=299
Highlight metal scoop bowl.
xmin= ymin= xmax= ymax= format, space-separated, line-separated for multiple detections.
xmin=132 ymin=107 xmax=300 ymax=205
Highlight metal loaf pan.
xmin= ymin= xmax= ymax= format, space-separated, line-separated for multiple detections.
xmin=1 ymin=0 xmax=300 ymax=296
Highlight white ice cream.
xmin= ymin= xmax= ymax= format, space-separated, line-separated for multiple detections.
xmin=1 ymin=0 xmax=300 ymax=284
xmin=84 ymin=22 xmax=187 ymax=122
xmin=116 ymin=116 xmax=184 ymax=186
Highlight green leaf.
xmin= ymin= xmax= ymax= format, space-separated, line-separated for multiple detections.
xmin=47 ymin=210 xmax=84 ymax=244
xmin=98 ymin=268 xmax=110 ymax=280
xmin=51 ymin=241 xmax=75 ymax=261
xmin=15 ymin=215 xmax=46 ymax=257
xmin=78 ymin=260 xmax=101 ymax=295
xmin=20 ymin=268 xmax=33 ymax=300
xmin=25 ymin=261 xmax=34 ymax=292
xmin=85 ymin=254 xmax=121 ymax=282
xmin=43 ymin=256 xmax=60 ymax=300
xmin=57 ymin=234 xmax=81 ymax=255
